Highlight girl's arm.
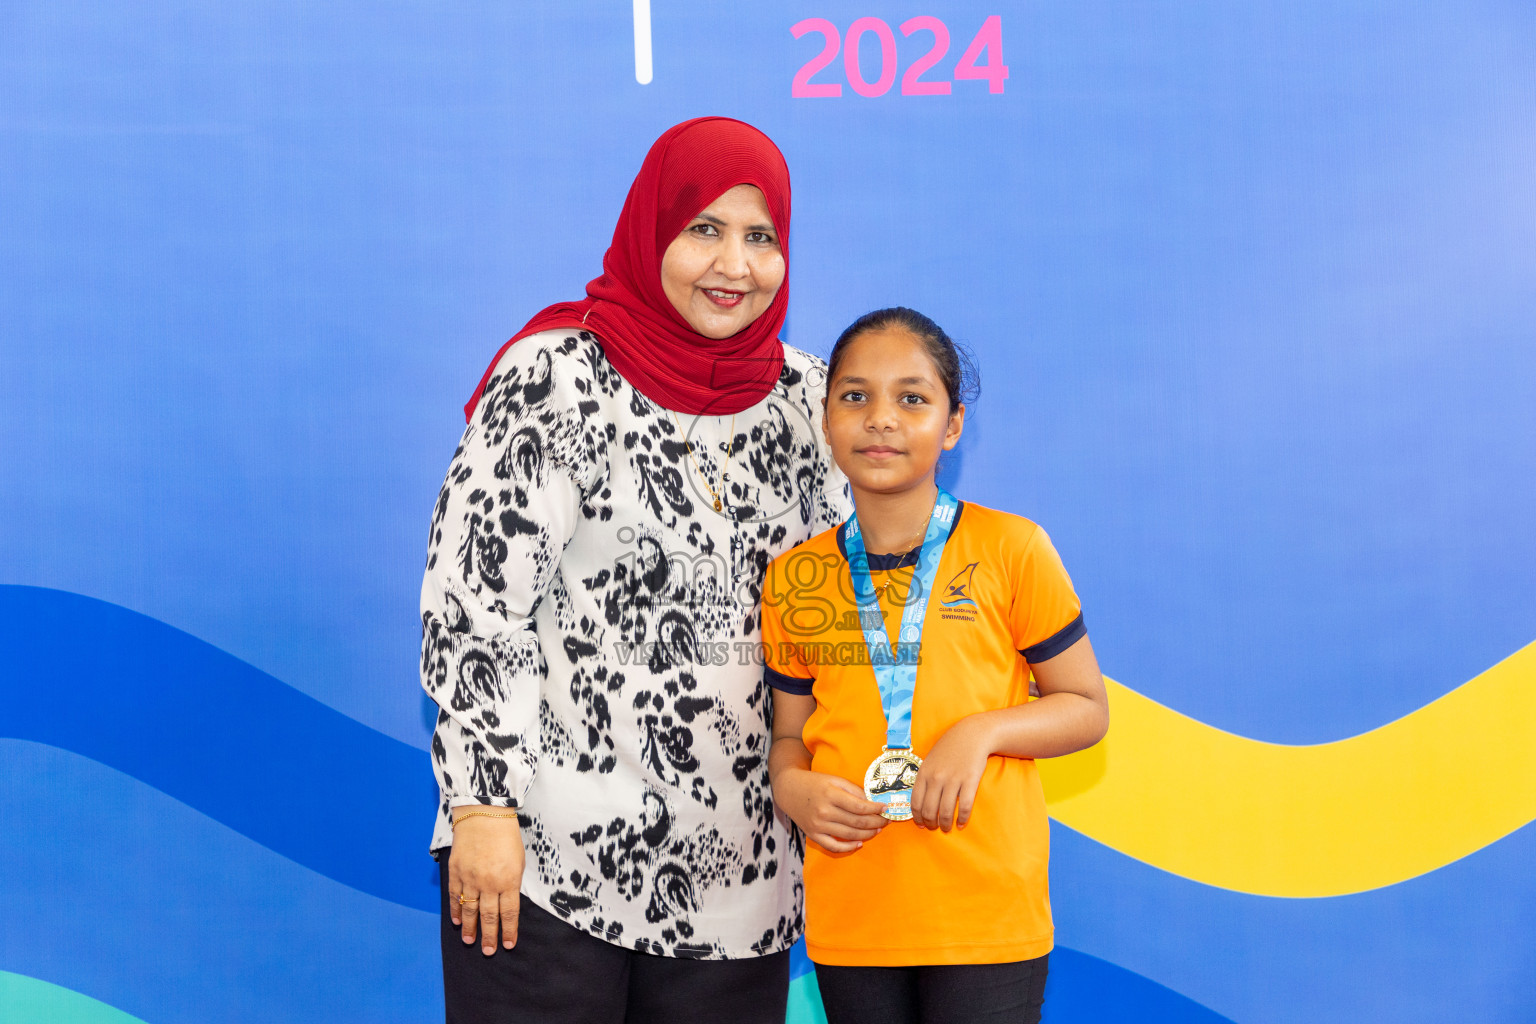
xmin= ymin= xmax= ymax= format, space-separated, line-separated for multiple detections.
xmin=769 ymin=690 xmax=889 ymax=853
xmin=911 ymin=635 xmax=1108 ymax=831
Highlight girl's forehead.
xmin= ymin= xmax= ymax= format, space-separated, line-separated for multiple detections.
xmin=837 ymin=329 xmax=938 ymax=376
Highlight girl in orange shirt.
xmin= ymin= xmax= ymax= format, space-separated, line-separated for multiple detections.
xmin=763 ymin=307 xmax=1110 ymax=1024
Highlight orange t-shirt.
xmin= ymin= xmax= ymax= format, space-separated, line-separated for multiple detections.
xmin=761 ymin=501 xmax=1085 ymax=967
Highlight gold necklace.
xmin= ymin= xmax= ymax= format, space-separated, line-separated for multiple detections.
xmin=672 ymin=412 xmax=737 ymax=514
xmin=870 ymin=531 xmax=928 ymax=596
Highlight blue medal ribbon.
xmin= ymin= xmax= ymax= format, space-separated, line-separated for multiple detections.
xmin=843 ymin=489 xmax=960 ymax=751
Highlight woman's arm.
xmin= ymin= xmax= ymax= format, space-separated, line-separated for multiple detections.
xmin=421 ymin=340 xmax=602 ymax=954
xmin=768 ymin=691 xmax=888 ymax=853
xmin=910 ymin=635 xmax=1108 ymax=831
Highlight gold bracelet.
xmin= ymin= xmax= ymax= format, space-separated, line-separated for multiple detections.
xmin=451 ymin=810 xmax=520 ymax=827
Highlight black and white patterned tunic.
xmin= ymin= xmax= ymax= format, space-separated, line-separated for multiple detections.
xmin=420 ymin=329 xmax=850 ymax=958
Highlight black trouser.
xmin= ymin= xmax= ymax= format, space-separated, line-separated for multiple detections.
xmin=437 ymin=856 xmax=789 ymax=1024
xmin=814 ymin=955 xmax=1049 ymax=1024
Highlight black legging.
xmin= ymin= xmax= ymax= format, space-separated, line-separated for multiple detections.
xmin=437 ymin=855 xmax=790 ymax=1024
xmin=814 ymin=955 xmax=1049 ymax=1024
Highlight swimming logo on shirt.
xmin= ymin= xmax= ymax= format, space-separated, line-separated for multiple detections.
xmin=939 ymin=562 xmax=979 ymax=623
xmin=940 ymin=563 xmax=979 ymax=607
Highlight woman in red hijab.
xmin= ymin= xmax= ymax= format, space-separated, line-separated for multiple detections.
xmin=420 ymin=118 xmax=855 ymax=1024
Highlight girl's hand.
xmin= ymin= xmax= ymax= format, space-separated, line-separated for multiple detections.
xmin=447 ymin=813 xmax=526 ymax=955
xmin=911 ymin=715 xmax=995 ymax=831
xmin=774 ymin=768 xmax=889 ymax=853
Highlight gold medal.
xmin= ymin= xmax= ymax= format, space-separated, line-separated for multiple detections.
xmin=863 ymin=747 xmax=923 ymax=821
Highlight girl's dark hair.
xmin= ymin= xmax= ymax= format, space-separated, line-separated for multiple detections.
xmin=826 ymin=307 xmax=980 ymax=413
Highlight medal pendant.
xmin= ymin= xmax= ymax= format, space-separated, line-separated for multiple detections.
xmin=863 ymin=747 xmax=923 ymax=821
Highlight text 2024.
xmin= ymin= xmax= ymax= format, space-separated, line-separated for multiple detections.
xmin=792 ymin=15 xmax=1008 ymax=98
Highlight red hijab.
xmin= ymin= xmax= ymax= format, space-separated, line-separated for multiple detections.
xmin=464 ymin=117 xmax=791 ymax=422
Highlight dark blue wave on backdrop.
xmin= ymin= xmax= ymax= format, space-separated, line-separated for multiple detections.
xmin=2 ymin=585 xmax=1532 ymax=1021
xmin=3 ymin=1 xmax=1534 ymax=1021
xmin=0 ymin=588 xmax=1241 ymax=1023
xmin=0 ymin=737 xmax=1240 ymax=1023
xmin=0 ymin=586 xmax=438 ymax=912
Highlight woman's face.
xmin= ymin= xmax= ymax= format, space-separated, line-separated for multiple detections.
xmin=661 ymin=184 xmax=785 ymax=339
xmin=822 ymin=327 xmax=964 ymax=499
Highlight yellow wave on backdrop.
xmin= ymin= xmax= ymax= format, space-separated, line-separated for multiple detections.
xmin=1039 ymin=640 xmax=1536 ymax=897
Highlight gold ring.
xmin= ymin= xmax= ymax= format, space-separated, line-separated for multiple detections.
xmin=457 ymin=894 xmax=479 ymax=906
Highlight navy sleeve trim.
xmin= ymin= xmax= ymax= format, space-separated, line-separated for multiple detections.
xmin=765 ymin=665 xmax=815 ymax=696
xmin=1021 ymin=612 xmax=1086 ymax=664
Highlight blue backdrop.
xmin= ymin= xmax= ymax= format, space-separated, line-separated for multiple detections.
xmin=3 ymin=2 xmax=1534 ymax=1021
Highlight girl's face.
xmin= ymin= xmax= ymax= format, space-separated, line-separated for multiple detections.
xmin=661 ymin=184 xmax=785 ymax=339
xmin=822 ymin=327 xmax=964 ymax=498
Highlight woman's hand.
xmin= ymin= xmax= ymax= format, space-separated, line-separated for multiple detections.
xmin=447 ymin=813 xmax=526 ymax=955
xmin=774 ymin=768 xmax=888 ymax=853
xmin=911 ymin=715 xmax=995 ymax=832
